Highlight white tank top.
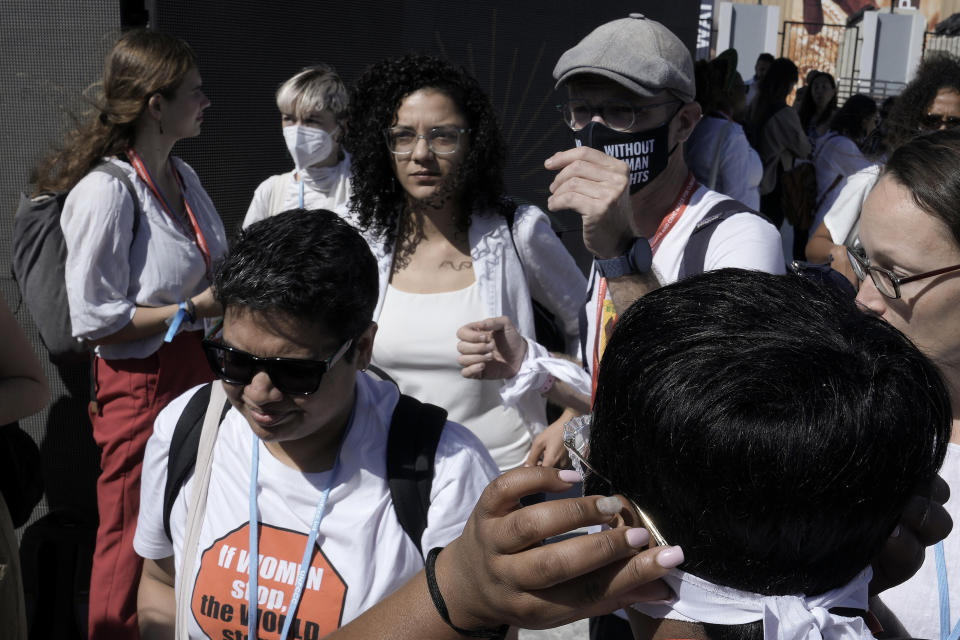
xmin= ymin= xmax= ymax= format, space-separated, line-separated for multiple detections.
xmin=372 ymin=282 xmax=531 ymax=471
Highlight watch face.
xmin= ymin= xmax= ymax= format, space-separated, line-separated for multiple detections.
xmin=630 ymin=238 xmax=653 ymax=273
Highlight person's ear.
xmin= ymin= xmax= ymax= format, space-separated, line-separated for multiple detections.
xmin=673 ymin=101 xmax=702 ymax=145
xmin=353 ymin=321 xmax=378 ymax=371
xmin=146 ymin=93 xmax=164 ymax=120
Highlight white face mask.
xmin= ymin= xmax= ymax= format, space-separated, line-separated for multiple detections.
xmin=282 ymin=124 xmax=338 ymax=171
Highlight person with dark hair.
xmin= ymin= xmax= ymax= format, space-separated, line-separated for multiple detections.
xmin=30 ymin=29 xmax=229 ymax=638
xmin=578 ymin=268 xmax=952 ymax=640
xmin=345 ymin=54 xmax=588 ymax=472
xmin=685 ymin=50 xmax=763 ymax=208
xmin=807 ymin=52 xmax=960 ymax=282
xmin=747 ymin=57 xmax=813 ymax=230
xmin=797 ymin=71 xmax=838 ymax=138
xmin=133 ymin=209 xmax=496 ymax=639
xmin=808 ymin=94 xmax=877 ymax=231
xmin=243 ymin=64 xmax=351 ymax=226
xmin=851 ymin=128 xmax=960 ymax=638
xmin=745 ymin=52 xmax=775 ymax=105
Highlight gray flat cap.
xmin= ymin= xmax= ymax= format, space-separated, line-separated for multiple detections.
xmin=553 ymin=14 xmax=695 ymax=103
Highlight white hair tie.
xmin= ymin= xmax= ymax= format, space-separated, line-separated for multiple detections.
xmin=632 ymin=566 xmax=874 ymax=640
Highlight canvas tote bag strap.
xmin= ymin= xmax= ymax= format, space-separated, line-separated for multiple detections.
xmin=175 ymin=381 xmax=228 ymax=639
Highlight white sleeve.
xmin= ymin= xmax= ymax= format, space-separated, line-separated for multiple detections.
xmin=823 ymin=166 xmax=879 ymax=245
xmin=419 ymin=421 xmax=499 ymax=558
xmin=242 ymin=176 xmax=277 ymax=229
xmin=513 ymin=205 xmax=588 ymax=357
xmin=704 ymin=212 xmax=786 ymax=274
xmin=830 ymin=138 xmax=872 ymax=178
xmin=133 ymin=385 xmax=205 ymax=560
xmin=61 ymin=172 xmax=139 ymax=341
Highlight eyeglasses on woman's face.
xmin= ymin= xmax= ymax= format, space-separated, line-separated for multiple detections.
xmin=562 ymin=415 xmax=668 ymax=547
xmin=383 ymin=126 xmax=470 ymax=155
xmin=918 ymin=113 xmax=960 ymax=132
xmin=847 ymin=248 xmax=960 ymax=300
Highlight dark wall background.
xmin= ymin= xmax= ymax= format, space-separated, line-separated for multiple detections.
xmin=2 ymin=1 xmax=698 ymax=529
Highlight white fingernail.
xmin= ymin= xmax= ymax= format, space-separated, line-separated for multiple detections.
xmin=596 ymin=496 xmax=622 ymax=515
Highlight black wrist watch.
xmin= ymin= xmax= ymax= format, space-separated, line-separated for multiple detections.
xmin=595 ymin=238 xmax=653 ymax=278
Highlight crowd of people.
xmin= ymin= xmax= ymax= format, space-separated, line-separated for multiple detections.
xmin=2 ymin=12 xmax=959 ymax=640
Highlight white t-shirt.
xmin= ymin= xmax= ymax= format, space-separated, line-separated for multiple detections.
xmin=373 ymin=282 xmax=530 ymax=472
xmin=880 ymin=443 xmax=960 ymax=639
xmin=61 ymin=157 xmax=229 ymax=360
xmin=584 ymin=183 xmax=785 ymax=375
xmin=822 ymin=164 xmax=881 ymax=248
xmin=810 ymin=134 xmax=873 ymax=233
xmin=133 ymin=373 xmax=497 ymax=639
xmin=243 ymin=153 xmax=352 ymax=229
xmin=685 ymin=116 xmax=762 ymax=210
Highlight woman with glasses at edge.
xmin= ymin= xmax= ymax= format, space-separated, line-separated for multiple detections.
xmin=806 ymin=52 xmax=960 ymax=284
xmin=345 ymin=54 xmax=588 ymax=474
xmin=32 ymin=30 xmax=228 ymax=638
xmin=243 ymin=64 xmax=352 ymax=228
xmin=845 ymin=128 xmax=960 ymax=640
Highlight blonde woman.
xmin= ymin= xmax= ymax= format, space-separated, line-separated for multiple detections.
xmin=243 ymin=64 xmax=351 ymax=227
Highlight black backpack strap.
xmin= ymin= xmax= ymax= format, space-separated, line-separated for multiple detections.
xmin=680 ymin=198 xmax=767 ymax=277
xmin=90 ymin=162 xmax=143 ymax=238
xmin=386 ymin=393 xmax=447 ymax=556
xmin=163 ymin=383 xmax=231 ymax=541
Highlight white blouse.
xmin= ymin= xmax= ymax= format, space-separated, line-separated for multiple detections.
xmin=373 ymin=282 xmax=531 ymax=471
xmin=242 ymin=153 xmax=353 ymax=228
xmin=62 ymin=156 xmax=228 ymax=360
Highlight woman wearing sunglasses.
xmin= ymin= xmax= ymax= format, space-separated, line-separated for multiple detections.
xmin=847 ymin=129 xmax=960 ymax=639
xmin=806 ymin=53 xmax=960 ymax=283
xmin=346 ymin=55 xmax=587 ymax=473
xmin=32 ymin=30 xmax=228 ymax=638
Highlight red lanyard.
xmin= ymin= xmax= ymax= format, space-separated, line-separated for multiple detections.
xmin=590 ymin=173 xmax=699 ymax=399
xmin=127 ymin=149 xmax=212 ymax=276
xmin=648 ymin=172 xmax=698 ymax=253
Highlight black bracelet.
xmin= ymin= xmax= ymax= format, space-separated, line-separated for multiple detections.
xmin=183 ymin=297 xmax=197 ymax=323
xmin=425 ymin=547 xmax=509 ymax=640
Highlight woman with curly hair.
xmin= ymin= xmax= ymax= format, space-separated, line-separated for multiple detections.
xmin=806 ymin=53 xmax=960 ymax=283
xmin=346 ymin=54 xmax=586 ymax=472
xmin=31 ymin=29 xmax=227 ymax=638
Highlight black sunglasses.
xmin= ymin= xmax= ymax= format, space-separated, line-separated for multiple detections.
xmin=201 ymin=339 xmax=353 ymax=396
xmin=918 ymin=113 xmax=960 ymax=131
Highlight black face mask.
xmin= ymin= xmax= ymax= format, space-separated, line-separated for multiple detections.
xmin=573 ymin=116 xmax=679 ymax=193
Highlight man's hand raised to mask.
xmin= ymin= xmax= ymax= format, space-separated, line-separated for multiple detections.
xmin=545 ymin=146 xmax=635 ymax=259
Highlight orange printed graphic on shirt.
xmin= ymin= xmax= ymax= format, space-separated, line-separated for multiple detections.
xmin=191 ymin=523 xmax=347 ymax=640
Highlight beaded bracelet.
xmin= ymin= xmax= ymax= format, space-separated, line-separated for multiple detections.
xmin=425 ymin=547 xmax=509 ymax=640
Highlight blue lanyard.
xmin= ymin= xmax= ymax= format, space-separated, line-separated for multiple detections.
xmin=936 ymin=541 xmax=960 ymax=640
xmin=297 ymin=175 xmax=305 ymax=209
xmin=246 ymin=413 xmax=354 ymax=640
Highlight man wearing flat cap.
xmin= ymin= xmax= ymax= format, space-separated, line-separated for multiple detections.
xmin=545 ymin=14 xmax=785 ymax=384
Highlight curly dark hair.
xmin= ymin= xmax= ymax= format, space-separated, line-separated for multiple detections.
xmin=884 ymin=52 xmax=960 ymax=151
xmin=345 ymin=54 xmax=508 ymax=246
